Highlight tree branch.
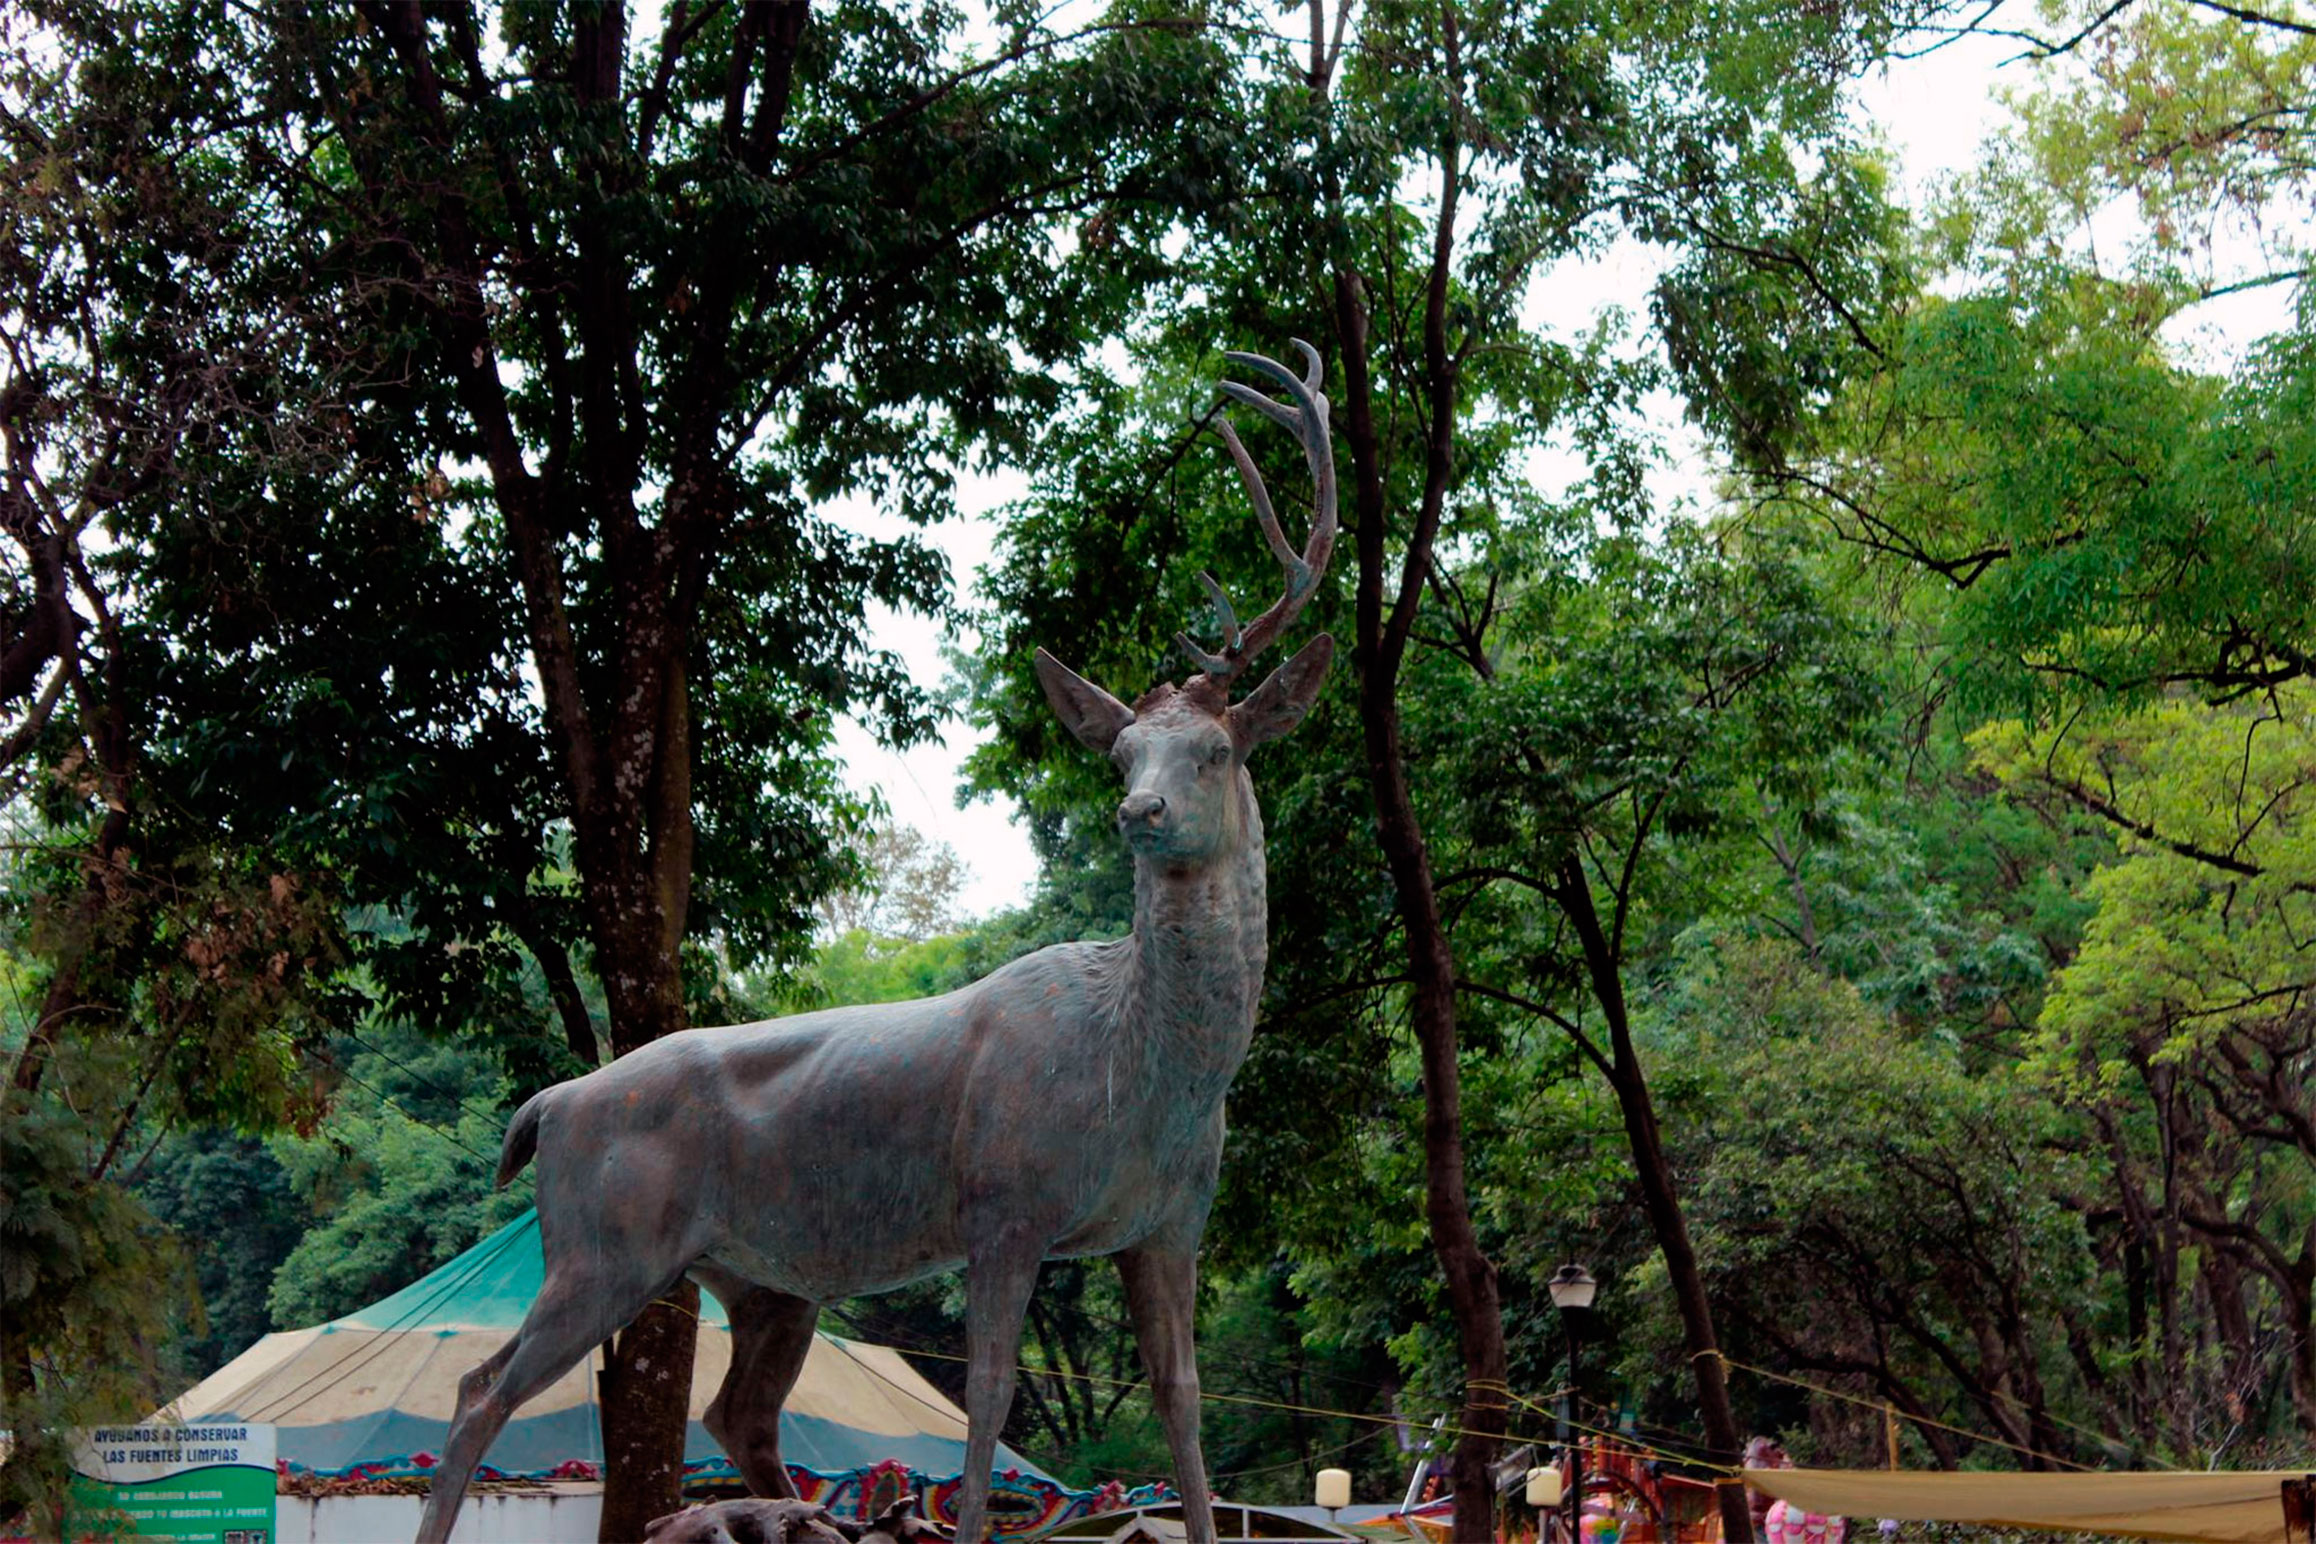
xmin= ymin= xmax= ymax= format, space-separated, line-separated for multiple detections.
xmin=1454 ymin=978 xmax=1615 ymax=1080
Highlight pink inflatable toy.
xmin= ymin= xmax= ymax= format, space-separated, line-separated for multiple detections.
xmin=1764 ymin=1498 xmax=1848 ymax=1544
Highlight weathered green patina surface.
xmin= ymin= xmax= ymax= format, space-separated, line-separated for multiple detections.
xmin=416 ymin=348 xmax=1337 ymax=1544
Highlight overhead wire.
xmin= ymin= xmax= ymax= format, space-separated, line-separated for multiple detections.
xmin=335 ymin=1023 xmax=520 ymax=1159
xmin=237 ymin=1223 xmax=2087 ymax=1491
xmin=241 ymin=1213 xmax=535 ymax=1424
xmin=226 ymin=1070 xmax=2122 ymax=1487
xmin=1966 ymin=1377 xmax=2157 ymax=1467
xmin=235 ymin=1033 xmax=540 ymax=1422
xmin=814 ymin=1315 xmax=1171 ymax=1485
xmin=1210 ymin=1420 xmax=1396 ymax=1486
xmin=175 ymin=1013 xmax=1424 ymax=1471
xmin=1517 ymin=1390 xmax=1733 ymax=1473
xmin=1707 ymin=1351 xmax=2098 ymax=1473
xmin=916 ymin=1339 xmax=2126 ymax=1485
xmin=823 ymin=1296 xmax=1445 ymax=1452
xmin=885 ymin=1342 xmax=1727 ymax=1476
xmin=838 ymin=1286 xmax=1416 ymax=1409
xmin=234 ymin=1024 xmax=554 ymax=1422
xmin=823 ymin=1305 xmax=1738 ymax=1477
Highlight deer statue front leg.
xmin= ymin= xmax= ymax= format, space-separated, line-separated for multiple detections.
xmin=1118 ymin=1245 xmax=1217 ymax=1544
xmin=953 ymin=1232 xmax=1044 ymax=1542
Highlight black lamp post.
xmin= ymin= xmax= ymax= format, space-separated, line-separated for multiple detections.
xmin=1548 ymin=1263 xmax=1597 ymax=1542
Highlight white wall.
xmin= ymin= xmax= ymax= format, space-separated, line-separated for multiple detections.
xmin=275 ymin=1486 xmax=602 ymax=1543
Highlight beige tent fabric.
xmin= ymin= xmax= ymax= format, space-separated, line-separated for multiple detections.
xmin=1746 ymin=1467 xmax=2310 ymax=1544
xmin=165 ymin=1326 xmax=965 ymax=1436
xmin=784 ymin=1336 xmax=968 ymax=1440
xmin=169 ymin=1323 xmax=602 ymax=1424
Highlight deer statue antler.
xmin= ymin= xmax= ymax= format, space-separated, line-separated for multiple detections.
xmin=1177 ymin=339 xmax=1337 ymax=684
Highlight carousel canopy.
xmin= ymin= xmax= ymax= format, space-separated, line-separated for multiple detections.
xmin=160 ymin=1210 xmax=1047 ymax=1484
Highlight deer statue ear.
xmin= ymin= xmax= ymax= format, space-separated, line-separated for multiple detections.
xmin=1229 ymin=633 xmax=1333 ymax=748
xmin=1036 ymin=648 xmax=1136 ymax=754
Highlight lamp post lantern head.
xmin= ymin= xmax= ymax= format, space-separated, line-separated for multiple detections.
xmin=1315 ymin=1468 xmax=1352 ymax=1512
xmin=1548 ymin=1262 xmax=1598 ymax=1312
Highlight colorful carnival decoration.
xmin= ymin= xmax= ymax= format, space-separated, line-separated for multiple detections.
xmin=705 ymin=1457 xmax=1164 ymax=1539
xmin=276 ymin=1451 xmax=1159 ymax=1538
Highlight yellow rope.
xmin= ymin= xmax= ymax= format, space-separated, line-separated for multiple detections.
xmin=1548 ymin=1410 xmax=1740 ymax=1475
xmin=1695 ymin=1344 xmax=2139 ymax=1466
xmin=1959 ymin=1377 xmax=2155 ymax=1464
xmin=680 ymin=1320 xmax=2121 ymax=1481
xmin=1709 ymin=1352 xmax=2098 ymax=1472
xmin=898 ymin=1346 xmax=1729 ymax=1472
xmin=1465 ymin=1377 xmax=1514 ymax=1410
xmin=721 ymin=1327 xmax=2111 ymax=1482
xmin=1497 ymin=1382 xmax=1739 ymax=1474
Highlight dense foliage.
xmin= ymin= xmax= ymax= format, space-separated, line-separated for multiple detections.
xmin=2 ymin=0 xmax=2311 ymax=1536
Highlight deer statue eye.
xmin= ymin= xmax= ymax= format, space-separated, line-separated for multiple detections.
xmin=1208 ymin=744 xmax=1232 ymax=767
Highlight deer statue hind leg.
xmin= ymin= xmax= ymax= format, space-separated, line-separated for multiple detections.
xmin=415 ymin=1262 xmax=672 ymax=1544
xmin=1118 ymin=1246 xmax=1217 ymax=1544
xmin=697 ymin=1271 xmax=821 ymax=1500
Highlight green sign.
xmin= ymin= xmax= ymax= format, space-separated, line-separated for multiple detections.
xmin=66 ymin=1424 xmax=276 ymax=1544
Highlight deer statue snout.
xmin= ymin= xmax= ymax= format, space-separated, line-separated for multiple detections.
xmin=1118 ymin=790 xmax=1167 ymax=829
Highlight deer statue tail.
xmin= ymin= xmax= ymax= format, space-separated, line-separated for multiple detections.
xmin=496 ymin=1089 xmax=549 ymax=1188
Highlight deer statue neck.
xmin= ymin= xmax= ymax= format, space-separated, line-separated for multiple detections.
xmin=1032 ymin=338 xmax=1340 ymax=1128
xmin=1120 ymin=768 xmax=1269 ymax=1081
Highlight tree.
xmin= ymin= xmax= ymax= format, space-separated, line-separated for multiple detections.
xmin=263 ymin=1021 xmax=537 ymax=1331
xmin=1 ymin=11 xmax=367 ymax=1511
xmin=1743 ymin=0 xmax=2316 ymax=1454
xmin=16 ymin=2 xmax=1234 ymax=1530
xmin=0 ymin=1102 xmax=182 ymax=1531
xmin=1977 ymin=689 xmax=2316 ymax=1441
xmin=1763 ymin=0 xmax=2313 ymax=707
xmin=1648 ymin=930 xmax=2105 ymax=1469
xmin=1433 ymin=522 xmax=1882 ymax=1499
xmin=962 ymin=0 xmax=1916 ymax=1525
xmin=814 ymin=825 xmax=973 ymax=943
xmin=136 ymin=1134 xmax=313 ymax=1385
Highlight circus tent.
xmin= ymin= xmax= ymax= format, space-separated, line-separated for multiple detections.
xmin=160 ymin=1210 xmax=1044 ymax=1488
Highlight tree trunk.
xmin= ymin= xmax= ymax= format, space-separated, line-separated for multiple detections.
xmin=590 ymin=924 xmax=694 ymax=1540
xmin=1364 ymin=692 xmax=1508 ymax=1540
xmin=1300 ymin=0 xmax=1509 ymax=1511
xmin=600 ymin=1281 xmax=702 ymax=1543
xmin=1607 ymin=1058 xmax=1753 ymax=1542
xmin=2285 ymin=1264 xmax=2316 ymax=1439
xmin=1557 ymin=860 xmax=1754 ymax=1544
xmin=505 ymin=903 xmax=603 ymax=1072
xmin=1335 ymin=262 xmax=1508 ymax=1544
xmin=586 ymin=836 xmax=697 ymax=1538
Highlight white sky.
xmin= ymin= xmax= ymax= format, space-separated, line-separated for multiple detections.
xmin=830 ymin=16 xmax=2292 ymax=922
xmin=826 ymin=473 xmax=1026 ymax=916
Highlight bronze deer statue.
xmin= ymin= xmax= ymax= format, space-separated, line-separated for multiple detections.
xmin=414 ymin=344 xmax=1336 ymax=1544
